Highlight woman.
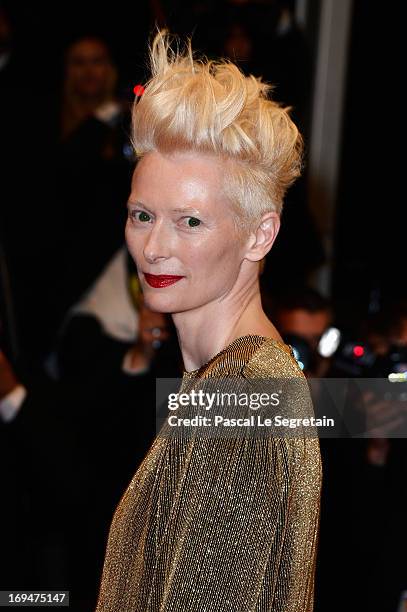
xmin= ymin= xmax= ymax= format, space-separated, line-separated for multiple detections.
xmin=96 ymin=28 xmax=322 ymax=611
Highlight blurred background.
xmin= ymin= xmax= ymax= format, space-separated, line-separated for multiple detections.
xmin=0 ymin=1 xmax=405 ymax=611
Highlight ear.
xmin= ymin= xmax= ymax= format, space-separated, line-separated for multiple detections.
xmin=243 ymin=212 xmax=280 ymax=262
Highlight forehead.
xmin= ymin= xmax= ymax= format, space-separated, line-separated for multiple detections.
xmin=130 ymin=150 xmax=226 ymax=207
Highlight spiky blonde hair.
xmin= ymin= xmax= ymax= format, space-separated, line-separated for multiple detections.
xmin=131 ymin=28 xmax=303 ymax=236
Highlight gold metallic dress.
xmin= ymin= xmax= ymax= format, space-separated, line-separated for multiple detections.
xmin=95 ymin=335 xmax=322 ymax=611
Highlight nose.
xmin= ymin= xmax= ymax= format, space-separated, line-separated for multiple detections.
xmin=143 ymin=220 xmax=170 ymax=264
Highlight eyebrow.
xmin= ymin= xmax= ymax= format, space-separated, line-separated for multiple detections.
xmin=127 ymin=200 xmax=201 ymax=215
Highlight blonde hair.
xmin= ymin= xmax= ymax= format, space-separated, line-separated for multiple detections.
xmin=131 ymin=28 xmax=303 ymax=236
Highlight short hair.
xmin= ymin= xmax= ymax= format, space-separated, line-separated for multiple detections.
xmin=131 ymin=28 xmax=304 ymax=236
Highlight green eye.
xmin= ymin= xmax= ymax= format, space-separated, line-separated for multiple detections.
xmin=138 ymin=211 xmax=150 ymax=222
xmin=187 ymin=217 xmax=201 ymax=227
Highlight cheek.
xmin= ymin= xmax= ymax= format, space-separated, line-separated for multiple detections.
xmin=125 ymin=222 xmax=142 ymax=262
xmin=188 ymin=236 xmax=241 ymax=280
xmin=125 ymin=221 xmax=132 ymax=251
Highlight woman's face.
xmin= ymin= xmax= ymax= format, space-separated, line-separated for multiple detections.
xmin=126 ymin=150 xmax=249 ymax=314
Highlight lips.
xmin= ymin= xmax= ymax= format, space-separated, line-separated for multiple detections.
xmin=144 ymin=273 xmax=184 ymax=288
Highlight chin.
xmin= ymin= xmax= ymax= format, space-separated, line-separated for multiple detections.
xmin=142 ymin=292 xmax=179 ymax=314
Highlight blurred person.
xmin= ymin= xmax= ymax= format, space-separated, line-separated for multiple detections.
xmin=1 ymin=283 xmax=182 ymax=611
xmin=262 ymin=288 xmax=379 ymax=611
xmin=51 ymin=244 xmax=182 ymax=610
xmin=0 ymin=347 xmax=29 ymax=588
xmin=217 ymin=0 xmax=311 ymax=135
xmin=357 ymin=300 xmax=407 ymax=454
xmin=264 ymin=286 xmax=333 ymax=377
xmin=314 ymin=300 xmax=407 ymax=611
xmin=48 ymin=244 xmax=182 ymax=609
xmin=0 ymin=347 xmax=76 ymax=592
xmin=345 ymin=307 xmax=407 ymax=612
xmin=56 ymin=246 xmax=152 ymax=380
xmin=52 ymin=35 xmax=134 ymax=330
xmin=60 ymin=35 xmax=122 ymax=140
xmin=0 ymin=31 xmax=131 ymax=359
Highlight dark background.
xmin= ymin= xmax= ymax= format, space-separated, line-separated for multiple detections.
xmin=0 ymin=2 xmax=404 ymax=611
xmin=2 ymin=0 xmax=402 ymax=338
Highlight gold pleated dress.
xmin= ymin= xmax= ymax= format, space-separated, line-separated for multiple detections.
xmin=95 ymin=334 xmax=322 ymax=611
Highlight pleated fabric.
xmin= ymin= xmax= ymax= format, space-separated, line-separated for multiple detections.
xmin=95 ymin=335 xmax=322 ymax=611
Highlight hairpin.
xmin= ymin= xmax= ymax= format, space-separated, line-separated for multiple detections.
xmin=133 ymin=84 xmax=145 ymax=98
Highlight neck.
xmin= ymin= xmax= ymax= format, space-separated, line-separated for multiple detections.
xmin=173 ymin=274 xmax=282 ymax=372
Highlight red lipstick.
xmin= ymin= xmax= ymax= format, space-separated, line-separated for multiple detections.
xmin=144 ymin=273 xmax=184 ymax=288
